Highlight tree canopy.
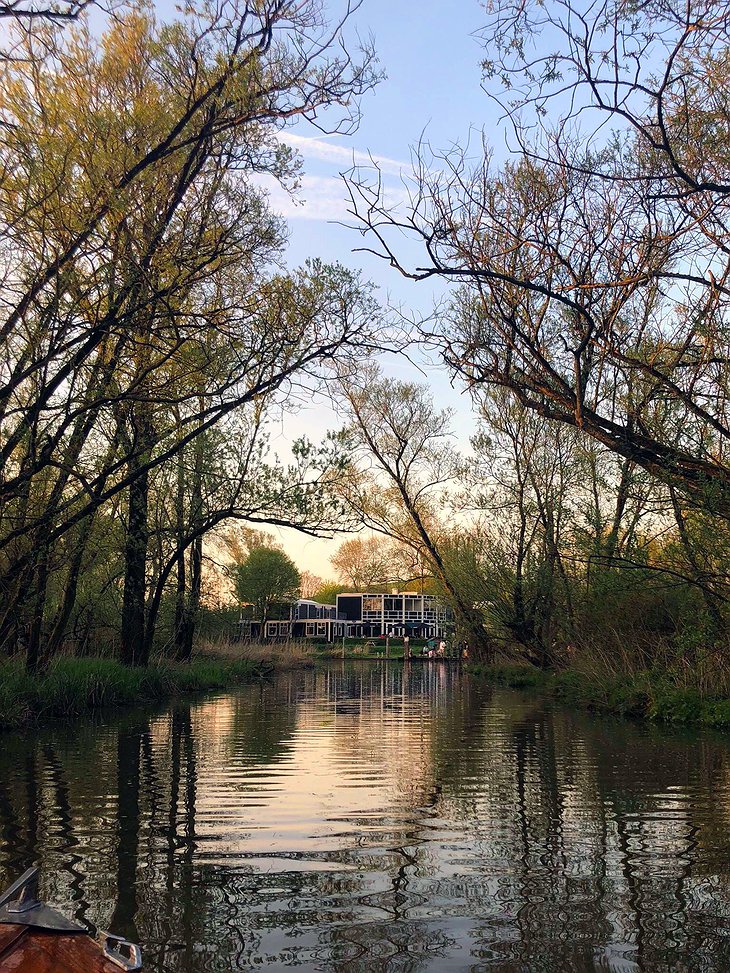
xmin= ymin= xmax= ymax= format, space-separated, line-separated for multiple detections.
xmin=233 ymin=547 xmax=301 ymax=622
xmin=0 ymin=0 xmax=381 ymax=670
xmin=346 ymin=0 xmax=730 ymax=519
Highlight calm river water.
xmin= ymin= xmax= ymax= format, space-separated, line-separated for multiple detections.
xmin=2 ymin=663 xmax=730 ymax=971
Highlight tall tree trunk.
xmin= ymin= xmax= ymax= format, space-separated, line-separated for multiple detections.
xmin=178 ymin=535 xmax=202 ymax=662
xmin=25 ymin=547 xmax=50 ymax=673
xmin=45 ymin=518 xmax=94 ymax=659
xmin=121 ymin=456 xmax=150 ymax=667
xmin=174 ymin=426 xmax=204 ymax=662
xmin=174 ymin=546 xmax=187 ymax=658
xmin=173 ymin=447 xmax=188 ymax=660
xmin=0 ymin=570 xmax=25 ymax=656
xmin=410 ymin=512 xmax=492 ymax=662
xmin=603 ymin=456 xmax=632 ymax=562
xmin=669 ymin=488 xmax=726 ymax=641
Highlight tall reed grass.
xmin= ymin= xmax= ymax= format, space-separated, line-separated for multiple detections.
xmin=196 ymin=638 xmax=316 ymax=666
xmin=0 ymin=656 xmax=267 ymax=731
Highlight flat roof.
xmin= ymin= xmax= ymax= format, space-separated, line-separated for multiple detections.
xmin=336 ymin=591 xmax=436 ymax=597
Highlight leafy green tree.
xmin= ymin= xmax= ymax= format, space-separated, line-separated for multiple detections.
xmin=336 ymin=364 xmax=495 ymax=661
xmin=312 ymin=580 xmax=351 ymax=604
xmin=233 ymin=548 xmax=301 ymax=627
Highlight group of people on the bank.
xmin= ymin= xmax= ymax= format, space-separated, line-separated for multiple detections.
xmin=402 ymin=637 xmax=469 ymax=660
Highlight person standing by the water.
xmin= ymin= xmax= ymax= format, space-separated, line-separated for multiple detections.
xmin=403 ymin=635 xmax=410 ymax=659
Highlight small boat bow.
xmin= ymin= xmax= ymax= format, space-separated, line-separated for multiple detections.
xmin=0 ymin=868 xmax=141 ymax=972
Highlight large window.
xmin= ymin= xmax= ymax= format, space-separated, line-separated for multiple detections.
xmin=363 ymin=596 xmax=381 ymax=613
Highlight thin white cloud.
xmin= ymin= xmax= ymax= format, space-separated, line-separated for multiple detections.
xmin=254 ymin=172 xmax=410 ymax=223
xmin=279 ymin=132 xmax=410 ymax=178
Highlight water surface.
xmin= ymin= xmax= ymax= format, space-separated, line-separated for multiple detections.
xmin=2 ymin=663 xmax=730 ymax=971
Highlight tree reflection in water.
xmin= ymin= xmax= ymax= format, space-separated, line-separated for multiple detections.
xmin=1 ymin=665 xmax=730 ymax=970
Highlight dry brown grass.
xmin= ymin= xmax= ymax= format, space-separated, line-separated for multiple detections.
xmin=195 ymin=638 xmax=315 ymax=668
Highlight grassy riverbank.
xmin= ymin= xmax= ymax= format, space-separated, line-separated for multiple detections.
xmin=0 ymin=655 xmax=272 ymax=732
xmin=470 ymin=663 xmax=730 ymax=728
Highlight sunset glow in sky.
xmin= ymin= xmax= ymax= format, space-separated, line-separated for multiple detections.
xmin=265 ymin=2 xmax=497 ymax=578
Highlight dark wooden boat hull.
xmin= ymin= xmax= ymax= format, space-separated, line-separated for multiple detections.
xmin=0 ymin=922 xmax=124 ymax=972
xmin=0 ymin=870 xmax=141 ymax=972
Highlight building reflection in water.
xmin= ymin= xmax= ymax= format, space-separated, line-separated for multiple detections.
xmin=1 ymin=663 xmax=730 ymax=971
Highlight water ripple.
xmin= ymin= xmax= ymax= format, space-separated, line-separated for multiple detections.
xmin=3 ymin=665 xmax=730 ymax=970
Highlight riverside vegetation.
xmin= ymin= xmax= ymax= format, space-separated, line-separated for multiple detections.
xmin=0 ymin=2 xmax=379 ymax=674
xmin=329 ymin=0 xmax=730 ymax=718
xmin=471 ymin=663 xmax=730 ymax=729
xmin=0 ymin=640 xmax=322 ymax=731
xmin=0 ymin=656 xmax=270 ymax=732
xmin=5 ymin=0 xmax=730 ymax=732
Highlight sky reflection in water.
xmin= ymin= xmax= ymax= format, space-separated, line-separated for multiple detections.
xmin=2 ymin=663 xmax=730 ymax=971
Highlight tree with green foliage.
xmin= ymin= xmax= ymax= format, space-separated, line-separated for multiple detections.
xmin=336 ymin=364 xmax=495 ymax=661
xmin=0 ymin=0 xmax=380 ymax=671
xmin=312 ymin=580 xmax=351 ymax=604
xmin=233 ymin=548 xmax=301 ymax=628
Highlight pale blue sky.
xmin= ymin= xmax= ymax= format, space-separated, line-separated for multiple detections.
xmin=273 ymin=1 xmax=490 ymax=286
xmin=263 ymin=2 xmax=496 ymax=577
